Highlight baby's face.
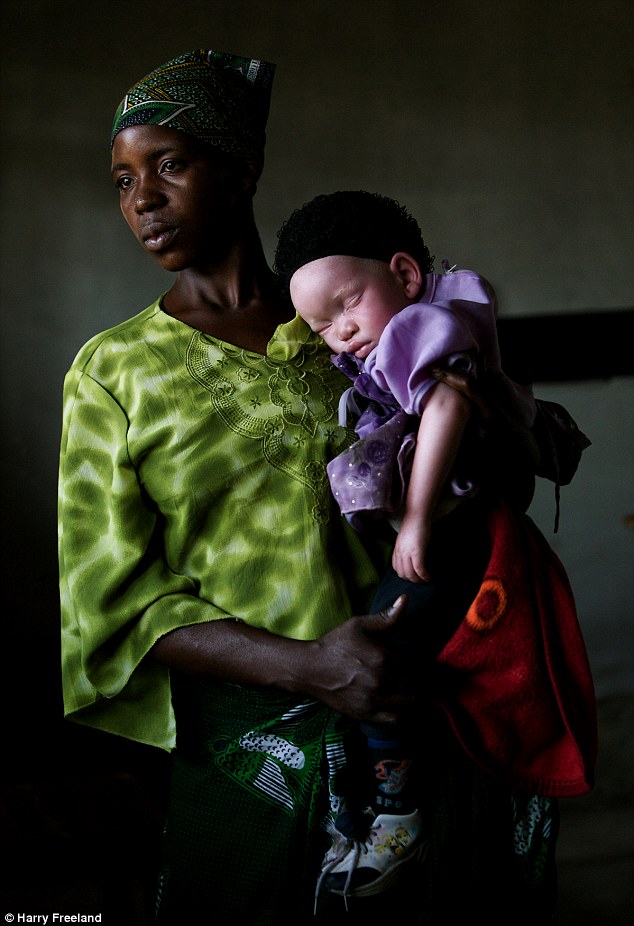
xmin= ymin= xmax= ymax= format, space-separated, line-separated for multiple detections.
xmin=290 ymin=255 xmax=411 ymax=360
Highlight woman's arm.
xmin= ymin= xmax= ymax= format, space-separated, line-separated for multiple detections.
xmin=59 ymin=368 xmax=259 ymax=748
xmin=152 ymin=595 xmax=414 ymax=726
xmin=60 ymin=364 xmax=415 ymax=741
xmin=392 ymin=382 xmax=471 ymax=582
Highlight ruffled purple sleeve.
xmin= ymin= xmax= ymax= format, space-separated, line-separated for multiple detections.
xmin=366 ymin=270 xmax=517 ymax=417
xmin=366 ymin=302 xmax=479 ymax=416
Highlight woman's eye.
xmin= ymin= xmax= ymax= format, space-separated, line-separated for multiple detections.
xmin=115 ymin=176 xmax=133 ymax=191
xmin=162 ymin=159 xmax=182 ymax=173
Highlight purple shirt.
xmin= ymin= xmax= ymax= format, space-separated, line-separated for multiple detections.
xmin=327 ymin=269 xmax=535 ymax=522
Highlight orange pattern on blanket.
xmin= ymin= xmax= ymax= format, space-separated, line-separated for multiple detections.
xmin=466 ymin=577 xmax=507 ymax=632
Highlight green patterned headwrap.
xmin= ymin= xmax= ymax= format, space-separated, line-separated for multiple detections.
xmin=111 ymin=49 xmax=275 ymax=176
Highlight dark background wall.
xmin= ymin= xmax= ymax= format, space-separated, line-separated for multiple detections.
xmin=0 ymin=0 xmax=632 ymax=921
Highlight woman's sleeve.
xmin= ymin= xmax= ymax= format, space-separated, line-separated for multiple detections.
xmin=58 ymin=368 xmax=228 ymax=750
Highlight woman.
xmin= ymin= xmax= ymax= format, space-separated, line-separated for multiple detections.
xmin=60 ymin=49 xmax=412 ymax=924
xmin=59 ymin=49 xmax=573 ymax=924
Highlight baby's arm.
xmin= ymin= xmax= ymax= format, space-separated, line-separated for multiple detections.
xmin=392 ymin=381 xmax=471 ymax=583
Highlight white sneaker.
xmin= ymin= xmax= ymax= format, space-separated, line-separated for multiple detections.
xmin=315 ymin=809 xmax=426 ymax=907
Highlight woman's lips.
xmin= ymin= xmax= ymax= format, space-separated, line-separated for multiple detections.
xmin=141 ymin=222 xmax=177 ymax=252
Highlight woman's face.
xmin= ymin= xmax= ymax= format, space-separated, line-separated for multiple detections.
xmin=111 ymin=124 xmax=251 ymax=272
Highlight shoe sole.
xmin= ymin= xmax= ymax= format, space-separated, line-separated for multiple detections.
xmin=329 ymin=840 xmax=428 ymax=898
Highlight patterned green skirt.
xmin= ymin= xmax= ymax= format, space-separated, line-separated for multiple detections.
xmin=155 ymin=678 xmax=558 ymax=925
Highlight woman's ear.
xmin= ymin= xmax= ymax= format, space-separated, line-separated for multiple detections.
xmin=238 ymin=162 xmax=260 ymax=197
xmin=389 ymin=252 xmax=423 ymax=299
xmin=224 ymin=159 xmax=259 ymax=199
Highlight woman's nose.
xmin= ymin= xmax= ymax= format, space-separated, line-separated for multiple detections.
xmin=134 ymin=178 xmax=166 ymax=213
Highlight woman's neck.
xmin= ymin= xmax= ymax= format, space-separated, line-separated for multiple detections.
xmin=162 ymin=232 xmax=293 ymax=353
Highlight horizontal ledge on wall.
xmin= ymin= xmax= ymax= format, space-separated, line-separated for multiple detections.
xmin=496 ymin=308 xmax=634 ymax=383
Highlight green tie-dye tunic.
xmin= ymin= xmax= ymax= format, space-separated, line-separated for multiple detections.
xmin=58 ymin=299 xmax=385 ymax=751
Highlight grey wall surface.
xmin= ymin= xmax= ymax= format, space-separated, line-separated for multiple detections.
xmin=1 ymin=0 xmax=632 ymax=768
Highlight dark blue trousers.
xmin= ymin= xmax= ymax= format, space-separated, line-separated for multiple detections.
xmin=361 ymin=496 xmax=491 ymax=743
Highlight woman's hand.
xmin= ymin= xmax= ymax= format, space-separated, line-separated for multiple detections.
xmin=300 ymin=595 xmax=416 ymax=725
xmin=152 ymin=595 xmax=416 ymax=726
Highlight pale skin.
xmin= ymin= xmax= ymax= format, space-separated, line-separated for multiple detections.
xmin=290 ymin=254 xmax=472 ymax=583
xmin=110 ymin=124 xmax=417 ymax=727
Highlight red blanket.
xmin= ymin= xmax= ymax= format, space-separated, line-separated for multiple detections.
xmin=436 ymin=501 xmax=597 ymax=797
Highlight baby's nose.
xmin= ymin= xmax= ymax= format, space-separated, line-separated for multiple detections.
xmin=337 ymin=317 xmax=357 ymax=340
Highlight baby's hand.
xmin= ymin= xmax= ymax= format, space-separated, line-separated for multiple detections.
xmin=391 ymin=516 xmax=432 ymax=584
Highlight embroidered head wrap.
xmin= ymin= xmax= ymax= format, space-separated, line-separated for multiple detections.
xmin=111 ymin=49 xmax=275 ymax=177
xmin=273 ymin=190 xmax=434 ymax=284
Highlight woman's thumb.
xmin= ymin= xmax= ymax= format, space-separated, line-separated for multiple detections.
xmin=364 ymin=593 xmax=408 ymax=633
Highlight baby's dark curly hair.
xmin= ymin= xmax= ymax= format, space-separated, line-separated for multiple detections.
xmin=273 ymin=190 xmax=434 ymax=285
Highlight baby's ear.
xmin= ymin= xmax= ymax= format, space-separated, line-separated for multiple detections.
xmin=389 ymin=252 xmax=423 ymax=298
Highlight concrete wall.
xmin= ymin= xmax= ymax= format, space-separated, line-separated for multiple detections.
xmin=1 ymin=0 xmax=632 ymax=760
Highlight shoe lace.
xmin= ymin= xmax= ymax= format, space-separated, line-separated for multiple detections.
xmin=313 ymin=818 xmax=377 ymax=914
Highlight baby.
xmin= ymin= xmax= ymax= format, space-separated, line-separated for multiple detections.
xmin=274 ymin=190 xmax=537 ymax=901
